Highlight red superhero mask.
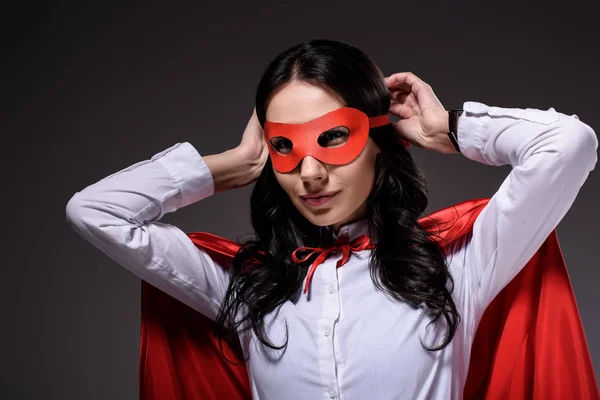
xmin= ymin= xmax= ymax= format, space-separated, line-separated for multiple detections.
xmin=263 ymin=107 xmax=406 ymax=173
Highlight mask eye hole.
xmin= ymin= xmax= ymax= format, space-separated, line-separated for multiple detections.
xmin=269 ymin=137 xmax=293 ymax=155
xmin=317 ymin=126 xmax=350 ymax=148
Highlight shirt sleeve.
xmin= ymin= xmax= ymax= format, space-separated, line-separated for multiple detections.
xmin=65 ymin=142 xmax=230 ymax=321
xmin=454 ymin=101 xmax=598 ymax=315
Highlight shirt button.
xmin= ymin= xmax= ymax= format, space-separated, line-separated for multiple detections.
xmin=327 ymin=387 xmax=337 ymax=398
xmin=326 ymin=284 xmax=335 ymax=294
xmin=323 ymin=326 xmax=332 ymax=337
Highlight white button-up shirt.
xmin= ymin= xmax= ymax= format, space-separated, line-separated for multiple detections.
xmin=65 ymin=101 xmax=597 ymax=399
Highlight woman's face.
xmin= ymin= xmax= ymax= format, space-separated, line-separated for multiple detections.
xmin=266 ymin=80 xmax=380 ymax=233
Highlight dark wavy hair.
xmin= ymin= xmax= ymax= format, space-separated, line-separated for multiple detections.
xmin=215 ymin=39 xmax=459 ymax=360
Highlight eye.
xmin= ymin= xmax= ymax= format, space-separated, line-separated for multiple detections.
xmin=317 ymin=126 xmax=350 ymax=148
xmin=269 ymin=137 xmax=293 ymax=155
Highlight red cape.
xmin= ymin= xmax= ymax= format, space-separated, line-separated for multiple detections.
xmin=139 ymin=198 xmax=599 ymax=399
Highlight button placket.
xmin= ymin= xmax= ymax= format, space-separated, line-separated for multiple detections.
xmin=326 ymin=283 xmax=335 ymax=294
xmin=327 ymin=386 xmax=337 ymax=398
xmin=317 ymin=259 xmax=341 ymax=400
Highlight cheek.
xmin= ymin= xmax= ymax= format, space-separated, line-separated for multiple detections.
xmin=347 ymin=163 xmax=375 ymax=191
xmin=345 ymin=145 xmax=378 ymax=188
xmin=331 ymin=161 xmax=374 ymax=200
xmin=273 ymin=170 xmax=295 ymax=195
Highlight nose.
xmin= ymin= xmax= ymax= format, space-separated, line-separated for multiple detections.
xmin=299 ymin=156 xmax=327 ymax=183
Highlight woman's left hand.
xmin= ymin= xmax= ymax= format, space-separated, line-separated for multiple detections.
xmin=384 ymin=72 xmax=458 ymax=154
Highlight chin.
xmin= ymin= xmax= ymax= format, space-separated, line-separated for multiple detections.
xmin=310 ymin=217 xmax=338 ymax=227
xmin=296 ymin=206 xmax=348 ymax=228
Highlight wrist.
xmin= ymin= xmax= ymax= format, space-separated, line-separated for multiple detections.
xmin=440 ymin=109 xmax=450 ymax=134
xmin=439 ymin=109 xmax=462 ymax=154
xmin=234 ymin=146 xmax=265 ymax=182
xmin=425 ymin=110 xmax=456 ymax=154
xmin=204 ymin=147 xmax=259 ymax=192
xmin=448 ymin=109 xmax=463 ymax=154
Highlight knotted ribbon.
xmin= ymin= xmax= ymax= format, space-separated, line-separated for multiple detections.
xmin=292 ymin=234 xmax=376 ymax=294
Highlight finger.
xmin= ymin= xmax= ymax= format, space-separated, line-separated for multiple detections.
xmin=384 ymin=72 xmax=430 ymax=99
xmin=389 ymin=100 xmax=413 ymax=119
xmin=385 ymin=79 xmax=412 ymax=93
xmin=389 ymin=90 xmax=409 ymax=102
xmin=384 ymin=71 xmax=426 ymax=88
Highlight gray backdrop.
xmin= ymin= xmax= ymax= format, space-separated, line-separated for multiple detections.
xmin=4 ymin=2 xmax=599 ymax=399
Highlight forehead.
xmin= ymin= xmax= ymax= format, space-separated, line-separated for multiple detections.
xmin=266 ymin=80 xmax=345 ymax=124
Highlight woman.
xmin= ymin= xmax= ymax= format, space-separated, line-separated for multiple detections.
xmin=66 ymin=39 xmax=598 ymax=399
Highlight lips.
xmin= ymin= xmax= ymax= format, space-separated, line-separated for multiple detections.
xmin=300 ymin=191 xmax=340 ymax=206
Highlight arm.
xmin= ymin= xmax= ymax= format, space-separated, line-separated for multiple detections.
xmin=457 ymin=101 xmax=598 ymax=310
xmin=65 ymin=142 xmax=255 ymax=320
xmin=204 ymin=146 xmax=265 ymax=192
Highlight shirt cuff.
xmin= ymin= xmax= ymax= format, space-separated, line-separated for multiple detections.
xmin=153 ymin=142 xmax=215 ymax=208
xmin=457 ymin=101 xmax=493 ymax=165
xmin=457 ymin=101 xmax=564 ymax=167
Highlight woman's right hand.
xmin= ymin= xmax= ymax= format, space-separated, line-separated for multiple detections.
xmin=237 ymin=107 xmax=269 ymax=175
xmin=204 ymin=107 xmax=269 ymax=192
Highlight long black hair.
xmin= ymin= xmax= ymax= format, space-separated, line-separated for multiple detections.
xmin=215 ymin=39 xmax=460 ymax=359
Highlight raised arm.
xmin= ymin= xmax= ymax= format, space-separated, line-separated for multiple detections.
xmin=456 ymin=102 xmax=597 ymax=310
xmin=65 ymin=109 xmax=268 ymax=320
xmin=384 ymin=72 xmax=597 ymax=315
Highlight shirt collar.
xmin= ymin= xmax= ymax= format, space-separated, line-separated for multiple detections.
xmin=331 ymin=218 xmax=378 ymax=244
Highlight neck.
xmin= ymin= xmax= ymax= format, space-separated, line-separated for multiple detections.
xmin=331 ymin=202 xmax=368 ymax=234
xmin=331 ymin=217 xmax=363 ymax=235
